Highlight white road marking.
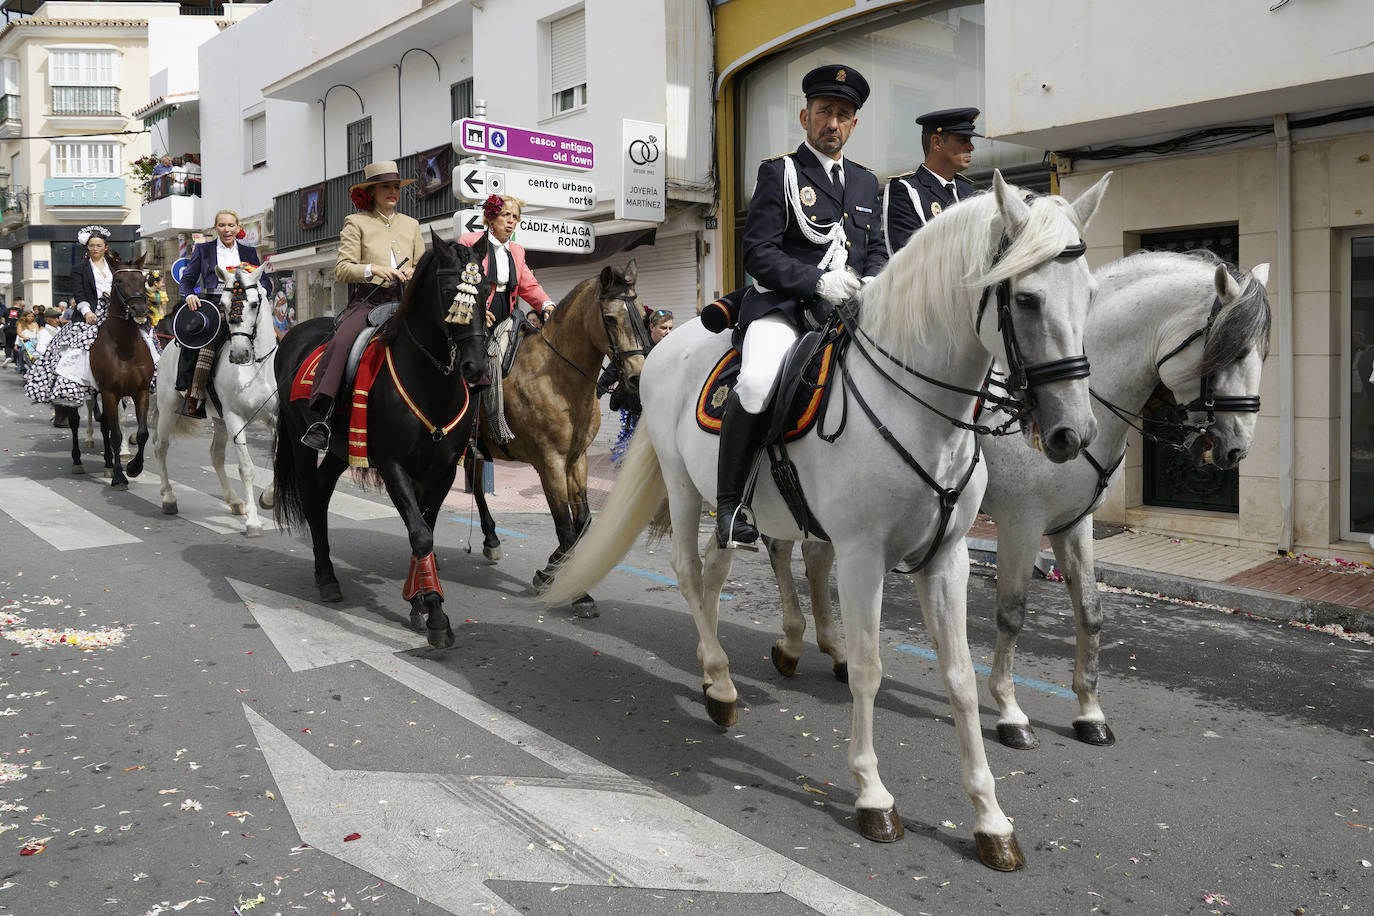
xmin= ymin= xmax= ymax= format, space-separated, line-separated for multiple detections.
xmin=204 ymin=463 xmax=396 ymax=521
xmin=0 ymin=477 xmax=142 ymax=550
xmin=232 ymin=579 xmax=898 ymax=916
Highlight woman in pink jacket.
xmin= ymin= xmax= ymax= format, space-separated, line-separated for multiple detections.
xmin=460 ymin=194 xmax=556 ymax=327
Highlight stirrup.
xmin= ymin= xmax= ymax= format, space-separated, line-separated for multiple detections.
xmin=177 ymin=394 xmax=206 ymax=420
xmin=716 ymin=505 xmax=760 ymax=552
xmin=301 ymin=418 xmax=331 ymax=450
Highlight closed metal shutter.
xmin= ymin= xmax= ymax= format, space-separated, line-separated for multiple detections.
xmin=549 ymin=10 xmax=586 ymax=96
xmin=535 ymin=233 xmax=700 ymax=317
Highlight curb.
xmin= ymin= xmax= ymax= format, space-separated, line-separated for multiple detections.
xmin=966 ymin=537 xmax=1374 ymax=636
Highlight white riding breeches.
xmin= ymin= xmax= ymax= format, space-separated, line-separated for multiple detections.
xmin=735 ymin=314 xmax=798 ymax=414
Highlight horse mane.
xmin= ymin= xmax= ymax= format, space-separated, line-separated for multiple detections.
xmin=381 ymin=246 xmax=437 ymax=343
xmin=859 ymin=187 xmax=1085 ymax=365
xmin=1116 ymin=249 xmax=1273 ymax=381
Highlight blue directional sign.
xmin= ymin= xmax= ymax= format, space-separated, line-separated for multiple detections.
xmin=171 ymin=257 xmax=190 ymax=285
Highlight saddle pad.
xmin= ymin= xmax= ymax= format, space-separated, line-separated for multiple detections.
xmin=346 ymin=340 xmax=388 ymax=468
xmin=289 ymin=344 xmax=326 ymax=402
xmin=695 ymin=344 xmax=835 ymax=442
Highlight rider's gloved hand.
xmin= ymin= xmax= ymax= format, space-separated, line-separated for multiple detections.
xmin=815 ymin=269 xmax=861 ymax=305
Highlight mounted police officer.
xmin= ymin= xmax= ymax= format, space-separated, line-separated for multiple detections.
xmin=883 ymin=107 xmax=982 ymax=254
xmin=716 ymin=63 xmax=887 ymax=550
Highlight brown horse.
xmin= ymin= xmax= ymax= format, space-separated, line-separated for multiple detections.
xmin=468 ymin=260 xmax=650 ymax=616
xmin=83 ymin=256 xmax=155 ymax=488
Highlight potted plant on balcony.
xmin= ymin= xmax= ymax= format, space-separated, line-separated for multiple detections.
xmin=130 ymin=154 xmax=158 ymax=203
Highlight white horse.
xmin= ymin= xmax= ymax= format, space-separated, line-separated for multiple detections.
xmin=544 ymin=172 xmax=1111 ymax=871
xmin=764 ymin=251 xmax=1271 ymax=751
xmin=153 ymin=263 xmax=278 ymax=536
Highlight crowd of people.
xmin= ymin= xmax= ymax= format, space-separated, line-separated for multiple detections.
xmin=150 ymin=153 xmax=203 ymax=200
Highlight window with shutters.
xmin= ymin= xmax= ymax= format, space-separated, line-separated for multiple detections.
xmin=51 ymin=141 xmax=118 ymax=177
xmin=47 ymin=47 xmax=119 ymax=116
xmin=450 ymin=78 xmax=473 ymax=122
xmin=346 ymin=117 xmax=371 ymax=172
xmin=548 ymin=9 xmax=586 ymax=115
xmin=245 ymin=113 xmax=267 ymax=170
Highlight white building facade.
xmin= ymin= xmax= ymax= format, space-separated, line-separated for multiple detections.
xmin=198 ymin=0 xmax=715 ymax=324
xmin=986 ymin=0 xmax=1374 ymax=558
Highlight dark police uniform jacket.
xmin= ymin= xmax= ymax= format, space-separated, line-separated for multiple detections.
xmin=882 ymin=165 xmax=979 ymax=254
xmin=740 ymin=143 xmax=887 ymax=329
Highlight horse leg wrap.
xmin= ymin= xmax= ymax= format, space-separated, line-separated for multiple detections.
xmin=403 ymin=552 xmax=444 ymax=600
xmin=191 ymin=346 xmax=215 ymax=400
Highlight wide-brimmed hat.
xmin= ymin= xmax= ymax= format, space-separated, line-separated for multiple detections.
xmin=349 ymin=161 xmax=416 ymax=195
xmin=172 ymin=303 xmax=222 ymax=350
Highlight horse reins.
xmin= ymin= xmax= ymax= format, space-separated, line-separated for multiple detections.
xmin=539 ymin=286 xmax=648 ymax=383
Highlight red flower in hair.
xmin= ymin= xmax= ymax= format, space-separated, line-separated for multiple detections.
xmin=350 ymin=187 xmax=373 ymax=210
xmin=482 ymin=194 xmax=504 ymax=221
xmin=236 ymin=228 xmax=246 ymax=240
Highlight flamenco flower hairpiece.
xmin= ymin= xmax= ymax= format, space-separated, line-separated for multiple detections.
xmin=76 ymin=225 xmax=111 ymax=246
xmin=350 ymin=187 xmax=372 ymax=210
xmin=482 ymin=194 xmax=504 ymax=221
xmin=236 ymin=228 xmax=246 ymax=239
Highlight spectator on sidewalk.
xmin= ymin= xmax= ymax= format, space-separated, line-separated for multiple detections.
xmin=34 ymin=307 xmax=61 ymax=355
xmin=12 ymin=306 xmax=38 ymax=374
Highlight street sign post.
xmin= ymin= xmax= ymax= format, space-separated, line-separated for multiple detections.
xmin=455 ymin=118 xmax=595 ymax=171
xmin=453 ymin=208 xmax=595 ymax=254
xmin=455 ymin=164 xmax=596 ymax=211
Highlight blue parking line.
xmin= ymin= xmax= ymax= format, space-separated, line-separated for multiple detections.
xmin=614 ymin=564 xmax=735 ymax=601
xmin=893 ymin=644 xmax=1075 ymax=699
xmin=445 ymin=516 xmax=529 ymax=539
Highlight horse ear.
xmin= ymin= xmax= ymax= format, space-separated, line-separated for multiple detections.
xmin=993 ymin=170 xmax=1030 ymax=237
xmin=622 ymin=258 xmax=637 ymax=286
xmin=134 ymin=254 xmax=146 ymax=269
xmin=1250 ymin=262 xmax=1271 ymax=289
xmin=430 ymin=227 xmax=455 ymax=265
xmin=215 ymin=264 xmax=230 ymax=284
xmin=1214 ymin=262 xmax=1241 ymax=302
xmin=599 ymin=266 xmax=614 ymax=289
xmin=1069 ymin=171 xmax=1112 ymax=230
xmin=469 ymin=230 xmax=488 ymax=260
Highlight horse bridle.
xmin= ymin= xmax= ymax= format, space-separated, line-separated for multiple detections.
xmin=403 ymin=264 xmax=487 ymax=376
xmin=219 ymin=278 xmax=275 ymax=362
xmin=110 ymin=268 xmax=149 ymax=322
xmin=1153 ymin=273 xmax=1262 ymax=427
xmin=976 ymin=235 xmax=1091 ymax=402
xmin=540 ymin=285 xmax=650 ymax=384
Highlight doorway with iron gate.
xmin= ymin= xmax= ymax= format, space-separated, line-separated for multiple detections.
xmin=1138 ymin=226 xmax=1241 ymax=513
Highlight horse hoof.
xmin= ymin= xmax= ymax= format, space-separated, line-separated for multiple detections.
xmin=571 ymin=595 xmax=599 ymax=619
xmin=997 ymin=723 xmax=1040 ymax=750
xmin=532 ymin=568 xmax=553 ymax=593
xmin=161 ymin=502 xmax=178 ymax=516
xmin=770 ymin=643 xmax=799 ymax=678
xmin=72 ymin=465 xmax=84 ymax=475
xmin=317 ymin=582 xmax=343 ymax=603
xmin=126 ymin=460 xmax=143 ymax=478
xmin=427 ymin=625 xmax=456 ymax=650
xmin=230 ymin=503 xmax=246 ymax=517
xmin=832 ymin=661 xmax=848 ymax=683
xmin=856 ymin=807 xmax=904 ymax=843
xmin=1073 ymin=720 xmax=1116 ymax=746
xmin=102 ymin=469 xmax=113 ymax=479
xmin=974 ymin=831 xmax=1027 ymax=871
xmin=110 ymin=481 xmax=128 ymax=491
xmin=258 ymin=492 xmax=275 ymax=509
xmin=483 ymin=544 xmax=502 ymax=562
xmin=702 ymin=686 xmax=737 ymax=727
xmin=244 ymin=524 xmax=264 ymax=538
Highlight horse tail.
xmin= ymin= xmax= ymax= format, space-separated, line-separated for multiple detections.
xmin=166 ymin=414 xmax=201 ymax=438
xmin=271 ymin=423 xmax=308 ymax=532
xmin=541 ymin=430 xmax=666 ymax=607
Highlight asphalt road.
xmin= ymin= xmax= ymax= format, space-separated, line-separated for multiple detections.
xmin=1 ymin=376 xmax=1371 ymax=916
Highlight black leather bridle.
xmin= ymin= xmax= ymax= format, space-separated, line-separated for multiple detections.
xmin=1153 ymin=275 xmax=1262 ymax=428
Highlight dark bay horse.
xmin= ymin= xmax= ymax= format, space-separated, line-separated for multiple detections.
xmin=273 ymin=234 xmax=490 ymax=648
xmin=467 ymin=260 xmax=650 ymax=616
xmin=78 ymin=255 xmax=155 ymax=489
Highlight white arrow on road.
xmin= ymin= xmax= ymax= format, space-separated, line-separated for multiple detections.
xmin=229 ymin=579 xmax=899 ymax=916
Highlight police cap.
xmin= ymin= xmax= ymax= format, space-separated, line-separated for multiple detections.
xmin=916 ymin=107 xmax=983 ymax=137
xmin=801 ymin=64 xmax=870 ymax=110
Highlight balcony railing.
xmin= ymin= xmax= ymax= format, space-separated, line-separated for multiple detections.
xmin=0 ymin=93 xmax=17 ymax=122
xmin=50 ymin=86 xmax=120 ymax=117
xmin=149 ymin=168 xmax=202 ymax=202
xmin=274 ymin=151 xmax=457 ymax=252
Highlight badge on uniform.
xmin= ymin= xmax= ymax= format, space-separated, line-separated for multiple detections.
xmin=800 ymin=186 xmax=817 ymax=207
xmin=931 ymin=201 xmax=943 ymax=216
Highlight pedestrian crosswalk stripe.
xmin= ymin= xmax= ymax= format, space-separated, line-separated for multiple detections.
xmin=203 ymin=464 xmax=395 ymax=521
xmin=0 ymin=476 xmax=143 ymax=550
xmin=125 ymin=473 xmax=275 ymax=536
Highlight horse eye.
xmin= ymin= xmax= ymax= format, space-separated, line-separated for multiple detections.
xmin=1014 ymin=292 xmax=1041 ymax=310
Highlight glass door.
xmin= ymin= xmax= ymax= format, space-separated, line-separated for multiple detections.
xmin=1344 ymin=232 xmax=1374 ymax=537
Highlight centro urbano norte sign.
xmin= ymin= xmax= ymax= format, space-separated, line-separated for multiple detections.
xmin=452 ymin=208 xmax=595 ymax=254
xmin=456 ymin=165 xmax=595 ymax=211
xmin=455 ymin=118 xmax=594 ymax=171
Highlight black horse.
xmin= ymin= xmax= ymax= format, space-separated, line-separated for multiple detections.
xmin=273 ymin=233 xmax=490 ymax=648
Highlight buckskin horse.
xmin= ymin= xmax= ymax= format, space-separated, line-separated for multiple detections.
xmin=272 ymin=234 xmax=490 ymax=648
xmin=84 ymin=255 xmax=156 ymax=489
xmin=465 ymin=260 xmax=650 ymax=616
xmin=543 ymin=172 xmax=1111 ymax=870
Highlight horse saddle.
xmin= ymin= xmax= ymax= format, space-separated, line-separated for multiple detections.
xmin=696 ymin=331 xmax=839 ymax=446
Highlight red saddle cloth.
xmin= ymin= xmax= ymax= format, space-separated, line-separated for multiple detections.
xmin=695 ymin=344 xmax=836 ymax=441
xmin=290 ymin=340 xmax=388 ymax=468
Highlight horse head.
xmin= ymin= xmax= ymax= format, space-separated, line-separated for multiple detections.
xmin=1157 ymin=260 xmax=1270 ymax=470
xmin=111 ymin=253 xmax=150 ymax=324
xmin=216 ymin=263 xmax=264 ymax=365
xmin=979 ymin=170 xmax=1112 ymax=463
xmin=596 ymin=258 xmax=650 ymax=397
xmin=425 ymin=228 xmax=490 ymax=386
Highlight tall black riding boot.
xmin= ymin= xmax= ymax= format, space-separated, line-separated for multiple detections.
xmin=715 ymin=393 xmax=769 ymax=550
xmin=300 ymin=396 xmax=334 ymax=451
